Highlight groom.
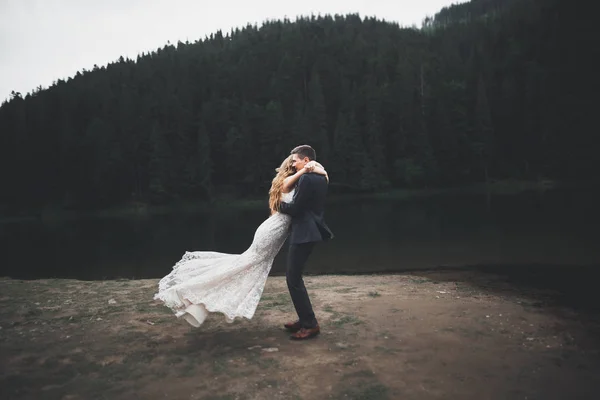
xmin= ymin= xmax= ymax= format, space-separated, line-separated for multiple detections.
xmin=279 ymin=145 xmax=334 ymax=340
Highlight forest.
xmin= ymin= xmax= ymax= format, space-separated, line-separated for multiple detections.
xmin=0 ymin=0 xmax=595 ymax=213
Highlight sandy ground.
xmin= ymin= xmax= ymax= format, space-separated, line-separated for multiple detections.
xmin=1 ymin=269 xmax=600 ymax=400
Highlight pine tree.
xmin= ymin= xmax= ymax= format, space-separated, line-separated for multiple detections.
xmin=195 ymin=122 xmax=213 ymax=199
xmin=472 ymin=74 xmax=494 ymax=182
xmin=148 ymin=121 xmax=172 ymax=202
xmin=307 ymin=70 xmax=330 ymax=162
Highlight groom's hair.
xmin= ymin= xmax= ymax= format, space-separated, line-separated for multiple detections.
xmin=291 ymin=145 xmax=316 ymax=161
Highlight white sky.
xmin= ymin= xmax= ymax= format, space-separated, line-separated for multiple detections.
xmin=0 ymin=0 xmax=460 ymax=101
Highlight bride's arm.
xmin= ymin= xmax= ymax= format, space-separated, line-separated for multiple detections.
xmin=307 ymin=161 xmax=329 ymax=183
xmin=282 ymin=169 xmax=306 ymax=193
xmin=282 ymin=161 xmax=329 ymax=192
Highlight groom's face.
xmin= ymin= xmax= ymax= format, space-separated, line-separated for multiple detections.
xmin=291 ymin=154 xmax=308 ymax=171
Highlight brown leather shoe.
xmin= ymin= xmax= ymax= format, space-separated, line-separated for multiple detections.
xmin=284 ymin=320 xmax=302 ymax=332
xmin=290 ymin=325 xmax=320 ymax=340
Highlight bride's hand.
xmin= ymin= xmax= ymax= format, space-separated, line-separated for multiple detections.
xmin=304 ymin=161 xmax=327 ymax=177
xmin=304 ymin=161 xmax=317 ymax=172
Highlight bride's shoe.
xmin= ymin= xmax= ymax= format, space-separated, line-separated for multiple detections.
xmin=176 ymin=290 xmax=193 ymax=307
xmin=174 ymin=290 xmax=209 ymax=327
xmin=181 ymin=304 xmax=208 ymax=327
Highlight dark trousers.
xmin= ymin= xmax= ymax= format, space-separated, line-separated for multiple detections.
xmin=286 ymin=242 xmax=318 ymax=328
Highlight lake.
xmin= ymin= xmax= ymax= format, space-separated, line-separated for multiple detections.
xmin=1 ymin=187 xmax=599 ymax=280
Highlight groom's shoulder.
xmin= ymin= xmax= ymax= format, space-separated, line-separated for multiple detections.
xmin=307 ymin=173 xmax=328 ymax=187
xmin=304 ymin=173 xmax=325 ymax=182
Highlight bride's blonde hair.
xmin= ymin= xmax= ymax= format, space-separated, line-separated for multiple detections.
xmin=269 ymin=155 xmax=296 ymax=213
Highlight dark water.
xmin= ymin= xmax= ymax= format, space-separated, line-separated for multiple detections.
xmin=1 ymin=188 xmax=599 ymax=281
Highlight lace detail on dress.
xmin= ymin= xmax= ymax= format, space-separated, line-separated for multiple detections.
xmin=281 ymin=190 xmax=294 ymax=204
xmin=153 ymin=190 xmax=294 ymax=326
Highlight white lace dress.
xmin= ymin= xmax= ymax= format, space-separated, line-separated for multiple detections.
xmin=153 ymin=190 xmax=294 ymax=327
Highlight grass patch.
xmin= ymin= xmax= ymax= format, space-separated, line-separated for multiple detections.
xmin=337 ymin=383 xmax=390 ymax=400
xmin=309 ymin=282 xmax=341 ymax=289
xmin=244 ymin=352 xmax=280 ymax=369
xmin=334 ymin=287 xmax=357 ymax=294
xmin=344 ymin=369 xmax=376 ymax=379
xmin=257 ymin=379 xmax=280 ymax=389
xmin=135 ymin=302 xmax=167 ymax=314
xmin=374 ymin=346 xmax=400 ymax=354
xmin=212 ymin=358 xmax=229 ymax=374
xmin=323 ymin=305 xmax=335 ymax=313
xmin=123 ymin=350 xmax=157 ymax=364
xmin=332 ymin=314 xmax=363 ymax=327
xmin=260 ymin=293 xmax=291 ymax=310
xmin=167 ymin=355 xmax=185 ymax=365
xmin=455 ymin=284 xmax=478 ymax=294
xmin=202 ymin=395 xmax=239 ymax=400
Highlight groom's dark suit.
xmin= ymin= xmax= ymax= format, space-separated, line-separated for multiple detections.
xmin=279 ymin=173 xmax=333 ymax=329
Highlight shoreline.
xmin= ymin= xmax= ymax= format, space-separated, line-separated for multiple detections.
xmin=0 ymin=178 xmax=559 ymax=224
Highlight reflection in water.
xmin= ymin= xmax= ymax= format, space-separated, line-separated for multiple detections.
xmin=1 ymin=188 xmax=599 ymax=280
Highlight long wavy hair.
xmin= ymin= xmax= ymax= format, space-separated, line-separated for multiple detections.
xmin=269 ymin=155 xmax=296 ymax=213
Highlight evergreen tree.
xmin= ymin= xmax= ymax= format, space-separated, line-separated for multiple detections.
xmin=0 ymin=1 xmax=594 ymax=212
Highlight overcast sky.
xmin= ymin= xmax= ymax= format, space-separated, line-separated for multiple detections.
xmin=0 ymin=0 xmax=460 ymax=101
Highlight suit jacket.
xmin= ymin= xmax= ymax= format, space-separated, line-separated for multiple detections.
xmin=279 ymin=173 xmax=334 ymax=244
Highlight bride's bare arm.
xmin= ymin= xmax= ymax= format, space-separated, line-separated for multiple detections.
xmin=282 ymin=161 xmax=329 ymax=192
xmin=307 ymin=161 xmax=329 ymax=183
xmin=282 ymin=169 xmax=306 ymax=193
xmin=310 ymin=162 xmax=328 ymax=180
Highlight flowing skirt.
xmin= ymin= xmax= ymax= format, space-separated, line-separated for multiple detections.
xmin=153 ymin=212 xmax=291 ymax=327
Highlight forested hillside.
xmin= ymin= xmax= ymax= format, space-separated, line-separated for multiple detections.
xmin=0 ymin=0 xmax=595 ymax=212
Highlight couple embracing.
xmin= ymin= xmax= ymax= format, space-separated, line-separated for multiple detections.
xmin=154 ymin=145 xmax=333 ymax=340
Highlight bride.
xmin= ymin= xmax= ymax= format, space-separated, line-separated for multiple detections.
xmin=153 ymin=156 xmax=328 ymax=327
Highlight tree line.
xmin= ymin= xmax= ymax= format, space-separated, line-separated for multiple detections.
xmin=0 ymin=0 xmax=595 ymax=213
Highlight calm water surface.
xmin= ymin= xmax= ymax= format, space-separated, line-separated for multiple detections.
xmin=1 ymin=188 xmax=599 ymax=280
